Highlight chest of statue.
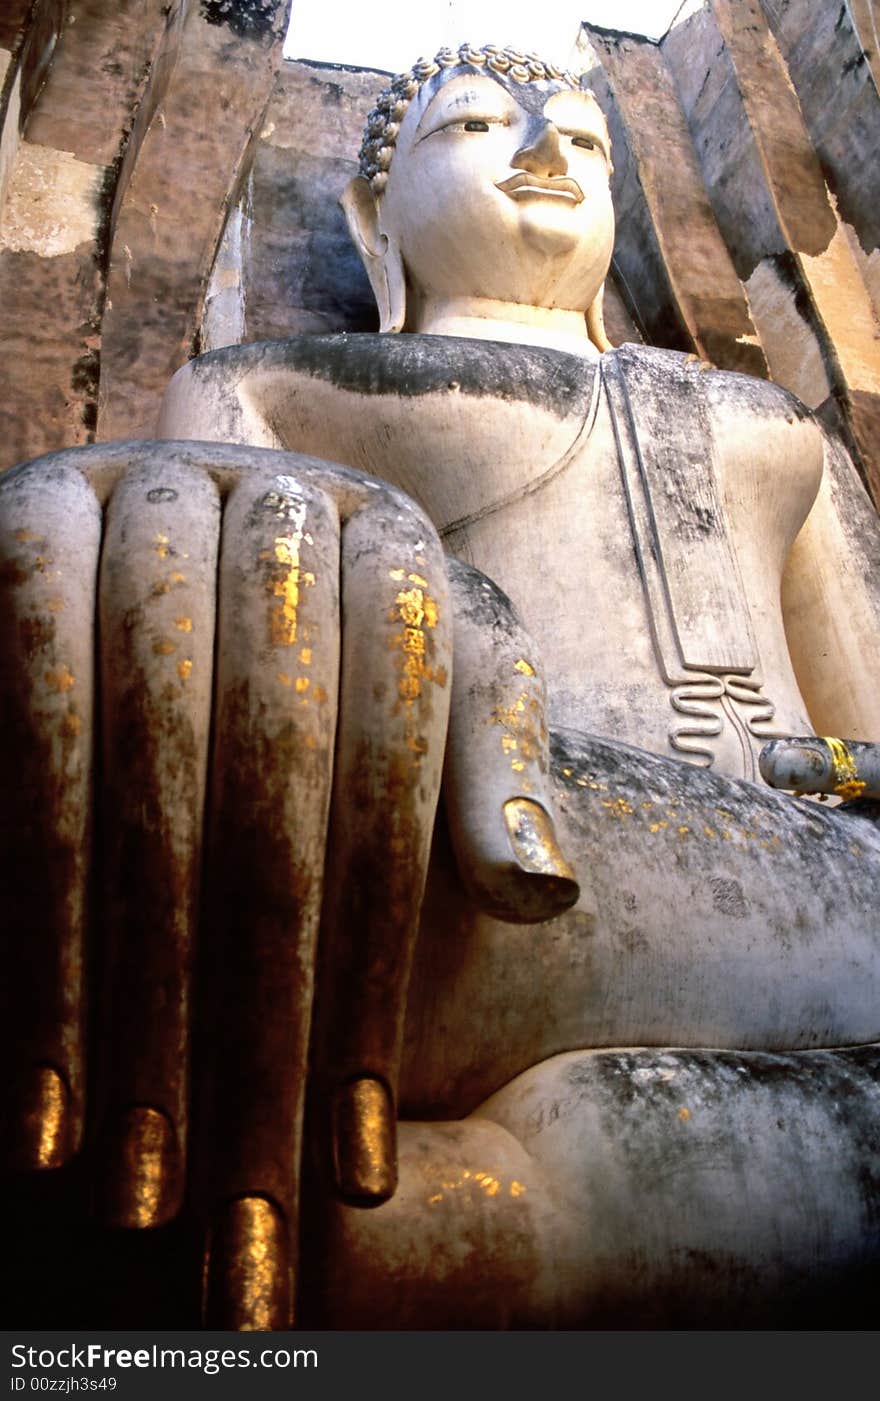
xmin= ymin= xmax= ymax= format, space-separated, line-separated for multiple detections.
xmin=172 ymin=334 xmax=823 ymax=778
xmin=343 ymin=338 xmax=820 ymax=779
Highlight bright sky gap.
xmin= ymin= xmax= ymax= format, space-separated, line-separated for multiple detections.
xmin=284 ymin=1 xmax=690 ymax=74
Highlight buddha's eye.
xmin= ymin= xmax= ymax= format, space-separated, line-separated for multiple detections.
xmin=463 ymin=120 xmax=490 ymax=132
xmin=571 ymin=135 xmax=595 ymax=150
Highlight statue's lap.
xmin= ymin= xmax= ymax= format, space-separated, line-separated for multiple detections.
xmin=401 ymin=730 xmax=880 ymax=1118
xmin=331 ymin=727 xmax=880 ymax=1324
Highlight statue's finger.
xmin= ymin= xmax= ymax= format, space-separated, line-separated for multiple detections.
xmin=312 ymin=494 xmax=452 ymax=1207
xmin=443 ymin=558 xmax=580 ymax=923
xmin=95 ymin=457 xmax=220 ymax=1227
xmin=199 ymin=469 xmax=340 ymax=1330
xmin=0 ymin=459 xmax=101 ymax=1170
xmin=759 ymin=735 xmax=880 ymax=801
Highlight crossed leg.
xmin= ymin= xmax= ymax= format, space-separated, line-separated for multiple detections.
xmin=309 ymin=737 xmax=880 ymax=1328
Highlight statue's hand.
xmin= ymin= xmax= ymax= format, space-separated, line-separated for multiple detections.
xmin=759 ymin=736 xmax=880 ymax=803
xmin=0 ymin=441 xmax=577 ymax=1328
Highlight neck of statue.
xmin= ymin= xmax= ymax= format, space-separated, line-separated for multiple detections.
xmin=412 ymin=296 xmax=600 ymax=360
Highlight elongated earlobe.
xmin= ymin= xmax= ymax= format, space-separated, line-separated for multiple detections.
xmin=586 ymin=284 xmax=612 ymax=353
xmin=340 ymin=176 xmax=406 ymax=334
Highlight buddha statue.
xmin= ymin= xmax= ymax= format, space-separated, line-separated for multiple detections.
xmin=2 ymin=42 xmax=879 ymax=1329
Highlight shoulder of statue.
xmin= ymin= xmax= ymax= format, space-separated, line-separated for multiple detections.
xmin=188 ymin=333 xmax=595 ymax=415
xmin=607 ymin=342 xmax=820 ymax=448
xmin=608 ymin=342 xmax=809 ymax=413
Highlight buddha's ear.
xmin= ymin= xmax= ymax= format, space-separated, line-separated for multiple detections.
xmin=585 ymin=283 xmax=612 ymax=353
xmin=340 ymin=175 xmax=406 ymax=334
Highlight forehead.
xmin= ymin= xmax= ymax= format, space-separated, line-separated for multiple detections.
xmin=409 ymin=66 xmax=608 ymax=135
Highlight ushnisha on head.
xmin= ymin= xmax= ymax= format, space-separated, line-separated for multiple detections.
xmin=341 ymin=43 xmax=615 ymax=356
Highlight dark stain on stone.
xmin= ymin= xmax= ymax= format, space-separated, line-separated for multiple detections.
xmin=199 ymin=0 xmax=279 ymax=42
xmin=701 ymin=327 xmax=767 ymax=380
xmin=195 ymin=333 xmax=597 ymax=420
xmin=835 ymin=797 xmax=880 ymax=826
xmin=841 ymin=50 xmax=868 ymax=77
xmin=70 ymin=350 xmax=100 ymax=395
xmin=705 ymin=345 xmax=813 ymax=424
xmin=18 ymin=614 xmax=55 ymax=656
xmin=446 ymin=557 xmax=523 ymax=638
xmin=689 ymin=500 xmax=717 ymax=535
xmin=71 ymin=348 xmax=101 ymax=436
xmin=709 ymin=875 xmax=748 ymax=918
xmin=758 ymin=250 xmax=818 ymax=331
xmin=846 ymin=388 xmax=880 ymax=506
xmin=14 ymin=0 xmax=64 ymax=134
xmin=815 ymin=392 xmax=875 ymax=501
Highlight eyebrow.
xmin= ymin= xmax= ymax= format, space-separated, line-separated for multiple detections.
xmin=410 ymin=76 xmax=611 ymax=162
xmin=414 ymin=80 xmax=512 ymax=139
xmin=543 ymin=95 xmax=610 ymax=160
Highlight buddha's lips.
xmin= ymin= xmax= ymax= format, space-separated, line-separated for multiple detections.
xmin=496 ymin=172 xmax=584 ymax=202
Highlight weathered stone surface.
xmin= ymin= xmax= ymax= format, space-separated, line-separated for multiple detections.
xmin=761 ymin=0 xmax=880 ymax=261
xmin=663 ymin=0 xmax=880 ymax=502
xmin=202 ymin=60 xmax=384 ymax=348
xmin=578 ymin=45 xmax=693 ymax=354
xmin=1 ymin=0 xmax=65 ymax=147
xmin=0 ymin=0 xmax=177 ymax=469
xmin=580 ymin=24 xmax=767 ymax=376
xmin=662 ymin=4 xmax=834 ymax=410
xmin=0 ymin=2 xmax=38 ymax=53
xmin=0 ymin=245 xmax=102 ymax=458
xmin=0 ymin=2 xmax=299 ymax=468
xmin=25 ymin=0 xmax=169 ymax=166
xmin=98 ymin=1 xmax=290 ymax=440
xmin=321 ymin=1043 xmax=880 ymax=1327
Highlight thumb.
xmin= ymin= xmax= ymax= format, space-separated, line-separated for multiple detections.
xmin=759 ymin=735 xmax=880 ymax=801
xmin=444 ymin=557 xmax=579 ymax=923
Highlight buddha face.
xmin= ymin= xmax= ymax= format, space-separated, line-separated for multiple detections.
xmin=377 ymin=68 xmax=615 ymax=317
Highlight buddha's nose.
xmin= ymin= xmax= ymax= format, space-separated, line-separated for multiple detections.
xmin=512 ymin=120 xmax=567 ymax=178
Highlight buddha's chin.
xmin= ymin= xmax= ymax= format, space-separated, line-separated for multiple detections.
xmin=509 ymin=222 xmax=603 ymax=309
xmin=515 ymin=202 xmax=589 ymax=258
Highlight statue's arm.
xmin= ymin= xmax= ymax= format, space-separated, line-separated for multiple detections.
xmin=705 ymin=372 xmax=880 ymax=797
xmin=157 ymin=352 xmax=279 ymax=447
xmin=780 ymin=423 xmax=880 ymax=741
